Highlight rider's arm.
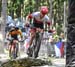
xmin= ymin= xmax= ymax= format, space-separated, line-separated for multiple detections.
xmin=25 ymin=14 xmax=32 ymax=25
xmin=28 ymin=14 xmax=33 ymax=19
xmin=18 ymin=30 xmax=23 ymax=39
xmin=45 ymin=15 xmax=51 ymax=26
xmin=44 ymin=15 xmax=52 ymax=31
xmin=6 ymin=32 xmax=11 ymax=39
xmin=26 ymin=13 xmax=33 ymax=23
xmin=46 ymin=21 xmax=51 ymax=26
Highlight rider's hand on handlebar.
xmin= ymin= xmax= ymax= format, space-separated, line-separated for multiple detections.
xmin=48 ymin=29 xmax=55 ymax=33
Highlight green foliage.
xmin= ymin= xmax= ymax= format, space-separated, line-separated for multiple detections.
xmin=18 ymin=0 xmax=24 ymax=4
xmin=6 ymin=0 xmax=68 ymax=34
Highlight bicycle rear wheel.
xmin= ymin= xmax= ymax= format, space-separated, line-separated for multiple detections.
xmin=10 ymin=43 xmax=18 ymax=59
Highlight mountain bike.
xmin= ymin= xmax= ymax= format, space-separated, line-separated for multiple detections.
xmin=27 ymin=31 xmax=43 ymax=58
xmin=7 ymin=38 xmax=22 ymax=59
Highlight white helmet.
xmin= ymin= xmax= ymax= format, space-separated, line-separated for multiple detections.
xmin=8 ymin=23 xmax=15 ymax=27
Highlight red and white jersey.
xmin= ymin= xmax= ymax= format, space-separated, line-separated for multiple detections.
xmin=28 ymin=12 xmax=51 ymax=25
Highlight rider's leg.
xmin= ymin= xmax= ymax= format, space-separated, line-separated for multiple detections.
xmin=27 ymin=28 xmax=36 ymax=57
xmin=13 ymin=40 xmax=18 ymax=57
xmin=29 ymin=28 xmax=36 ymax=46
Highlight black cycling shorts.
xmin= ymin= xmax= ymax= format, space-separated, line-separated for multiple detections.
xmin=33 ymin=22 xmax=44 ymax=29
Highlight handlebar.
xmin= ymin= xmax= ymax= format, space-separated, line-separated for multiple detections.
xmin=6 ymin=38 xmax=24 ymax=42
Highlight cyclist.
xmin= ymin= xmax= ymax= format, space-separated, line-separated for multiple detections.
xmin=6 ymin=26 xmax=23 ymax=58
xmin=26 ymin=6 xmax=51 ymax=57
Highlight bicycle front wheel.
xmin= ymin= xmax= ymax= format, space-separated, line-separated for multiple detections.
xmin=33 ymin=32 xmax=43 ymax=58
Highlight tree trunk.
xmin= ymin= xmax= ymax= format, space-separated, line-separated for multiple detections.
xmin=0 ymin=0 xmax=2 ymax=17
xmin=49 ymin=0 xmax=52 ymax=29
xmin=66 ymin=0 xmax=75 ymax=66
xmin=0 ymin=0 xmax=7 ymax=53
